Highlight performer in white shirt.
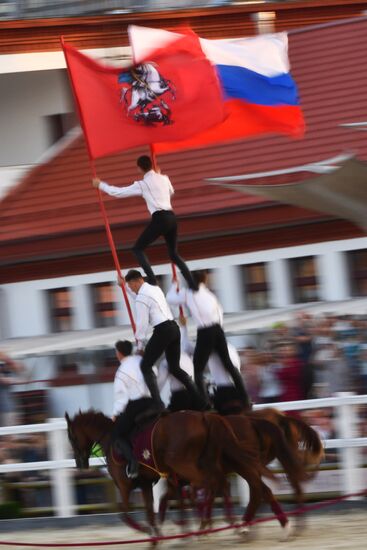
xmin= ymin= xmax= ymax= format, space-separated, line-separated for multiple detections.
xmin=93 ymin=155 xmax=197 ymax=290
xmin=166 ymin=270 xmax=251 ymax=409
xmin=179 ymin=316 xmax=245 ymax=412
xmin=111 ymin=340 xmax=157 ymax=479
xmin=125 ymin=269 xmax=204 ymax=411
xmin=157 ymin=351 xmax=195 ymax=411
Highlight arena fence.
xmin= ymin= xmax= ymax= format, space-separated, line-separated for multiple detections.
xmin=0 ymin=392 xmax=366 ymax=518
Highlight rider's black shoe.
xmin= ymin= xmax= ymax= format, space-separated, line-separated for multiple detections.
xmin=126 ymin=461 xmax=139 ymax=479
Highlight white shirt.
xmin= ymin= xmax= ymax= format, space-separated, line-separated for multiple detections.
xmin=166 ymin=283 xmax=223 ymax=328
xmin=113 ymin=355 xmax=151 ymax=416
xmin=157 ymin=352 xmax=194 ymax=393
xmin=206 ymin=344 xmax=241 ymax=386
xmin=134 ymin=282 xmax=174 ymax=349
xmin=99 ymin=170 xmax=174 ymax=215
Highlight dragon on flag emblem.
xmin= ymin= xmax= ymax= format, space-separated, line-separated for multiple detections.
xmin=118 ymin=63 xmax=176 ymax=126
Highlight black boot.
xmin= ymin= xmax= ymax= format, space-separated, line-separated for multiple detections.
xmin=114 ymin=438 xmax=139 ymax=479
xmin=180 ymin=371 xmax=210 ymax=410
xmin=230 ymin=369 xmax=252 ymax=410
xmin=143 ymin=370 xmax=165 ymax=411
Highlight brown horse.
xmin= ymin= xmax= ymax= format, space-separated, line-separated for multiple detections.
xmin=223 ymin=414 xmax=309 ymax=531
xmin=249 ymin=407 xmax=324 ymax=473
xmin=176 ymin=413 xmax=307 ymax=534
xmin=65 ymin=409 xmax=290 ymax=538
xmin=209 ymin=401 xmax=323 ymax=533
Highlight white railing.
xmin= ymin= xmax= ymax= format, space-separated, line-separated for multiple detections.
xmin=0 ymin=393 xmax=366 ymax=517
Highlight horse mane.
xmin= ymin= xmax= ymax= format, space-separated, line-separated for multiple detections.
xmin=72 ymin=409 xmax=113 ymax=431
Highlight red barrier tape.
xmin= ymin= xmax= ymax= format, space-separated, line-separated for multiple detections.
xmin=0 ymin=489 xmax=365 ymax=547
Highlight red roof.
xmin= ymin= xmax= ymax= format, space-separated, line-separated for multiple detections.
xmin=1 ymin=16 xmax=367 ymax=283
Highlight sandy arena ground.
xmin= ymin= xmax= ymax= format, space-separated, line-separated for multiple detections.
xmin=0 ymin=511 xmax=366 ymax=550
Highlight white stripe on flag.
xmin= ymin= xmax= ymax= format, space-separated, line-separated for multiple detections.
xmin=128 ymin=25 xmax=290 ymax=76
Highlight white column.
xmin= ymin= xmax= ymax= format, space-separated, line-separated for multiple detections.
xmin=72 ymin=285 xmax=94 ymax=330
xmin=267 ymin=259 xmax=292 ymax=308
xmin=316 ymin=251 xmax=350 ymax=301
xmin=252 ymin=11 xmax=276 ymax=34
xmin=335 ymin=392 xmax=361 ymax=498
xmin=6 ymin=284 xmax=49 ymax=337
xmin=115 ymin=284 xmax=135 ymax=326
xmin=212 ymin=265 xmax=245 ymax=312
xmin=47 ymin=418 xmax=75 ymax=517
xmin=0 ymin=288 xmax=9 ymax=339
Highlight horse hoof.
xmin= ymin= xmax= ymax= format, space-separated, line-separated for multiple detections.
xmin=237 ymin=525 xmax=251 ymax=541
xmin=279 ymin=520 xmax=292 ymax=542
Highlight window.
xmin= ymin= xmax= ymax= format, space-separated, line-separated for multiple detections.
xmin=48 ymin=288 xmax=73 ymax=332
xmin=91 ymin=282 xmax=118 ymax=328
xmin=348 ymin=249 xmax=367 ymax=296
xmin=290 ymin=256 xmax=319 ymax=303
xmin=45 ymin=112 xmax=77 ymax=146
xmin=242 ymin=263 xmax=269 ymax=310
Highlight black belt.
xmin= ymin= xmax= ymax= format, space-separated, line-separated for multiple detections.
xmin=154 ymin=319 xmax=175 ymax=329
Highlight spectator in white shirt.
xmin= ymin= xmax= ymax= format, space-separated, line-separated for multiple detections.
xmin=111 ymin=340 xmax=156 ymax=479
xmin=166 ymin=270 xmax=251 ymax=409
xmin=125 ymin=269 xmax=204 ymax=412
xmin=93 ymin=155 xmax=197 ymax=290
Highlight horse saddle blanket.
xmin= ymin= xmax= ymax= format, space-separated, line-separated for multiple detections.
xmin=132 ymin=420 xmax=158 ymax=469
xmin=112 ymin=420 xmax=158 ymax=471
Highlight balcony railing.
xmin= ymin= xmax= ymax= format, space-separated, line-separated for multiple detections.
xmin=0 ymin=0 xmax=241 ymax=21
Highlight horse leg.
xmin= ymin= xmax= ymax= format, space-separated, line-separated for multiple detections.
xmin=141 ymin=483 xmax=162 ymax=542
xmin=223 ymin=478 xmax=235 ymax=525
xmin=158 ymin=486 xmax=170 ymax=524
xmin=261 ymin=482 xmax=291 ymax=540
xmin=290 ymin=478 xmax=306 ymax=535
xmin=238 ymin=481 xmax=263 ymax=539
xmin=114 ymin=476 xmax=151 ymax=535
xmin=160 ymin=479 xmax=188 ymax=530
xmin=198 ymin=488 xmax=214 ymax=531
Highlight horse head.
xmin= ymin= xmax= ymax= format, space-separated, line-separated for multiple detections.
xmin=65 ymin=411 xmax=93 ymax=470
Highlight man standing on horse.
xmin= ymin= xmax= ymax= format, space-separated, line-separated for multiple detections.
xmin=124 ymin=269 xmax=205 ymax=412
xmin=112 ymin=340 xmax=157 ymax=479
xmin=93 ymin=155 xmax=197 ymax=290
xmin=177 ymin=314 xmax=246 ymax=413
xmin=167 ymin=270 xmax=251 ymax=410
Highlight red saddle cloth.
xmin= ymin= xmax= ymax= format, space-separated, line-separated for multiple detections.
xmin=112 ymin=420 xmax=158 ymax=471
xmin=132 ymin=420 xmax=157 ymax=470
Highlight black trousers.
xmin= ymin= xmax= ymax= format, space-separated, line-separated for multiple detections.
xmin=112 ymin=398 xmax=156 ymax=442
xmin=140 ymin=320 xmax=202 ymax=404
xmin=193 ymin=324 xmax=251 ymax=408
xmin=132 ymin=210 xmax=197 ymax=290
xmin=141 ymin=320 xmax=181 ymax=379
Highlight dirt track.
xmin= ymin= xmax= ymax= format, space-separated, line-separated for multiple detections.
xmin=0 ymin=511 xmax=366 ymax=549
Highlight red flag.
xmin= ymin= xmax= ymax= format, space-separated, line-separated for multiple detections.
xmin=62 ymin=36 xmax=225 ymax=159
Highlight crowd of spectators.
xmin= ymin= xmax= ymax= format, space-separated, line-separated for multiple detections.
xmin=1 ymin=312 xmax=366 ymax=516
xmin=239 ymin=311 xmax=367 ymax=456
xmin=239 ymin=311 xmax=367 ymax=405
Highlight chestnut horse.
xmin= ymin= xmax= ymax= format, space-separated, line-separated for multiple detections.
xmin=65 ymin=409 xmax=290 ymax=538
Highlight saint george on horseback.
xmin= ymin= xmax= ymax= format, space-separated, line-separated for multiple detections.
xmin=118 ymin=62 xmax=176 ymax=126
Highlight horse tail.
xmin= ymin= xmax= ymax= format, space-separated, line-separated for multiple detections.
xmin=251 ymin=418 xmax=308 ymax=483
xmin=200 ymin=413 xmax=274 ymax=480
xmin=280 ymin=414 xmax=324 ymax=473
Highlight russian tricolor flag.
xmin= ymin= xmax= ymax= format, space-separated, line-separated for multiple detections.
xmin=129 ymin=26 xmax=305 ymax=154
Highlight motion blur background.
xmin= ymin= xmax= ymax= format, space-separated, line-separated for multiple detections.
xmin=0 ymin=0 xmax=366 ymax=521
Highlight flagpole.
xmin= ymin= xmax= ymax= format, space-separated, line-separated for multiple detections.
xmin=150 ymin=144 xmax=185 ymax=318
xmin=92 ymin=163 xmax=137 ymax=335
xmin=61 ymin=37 xmax=136 ymax=335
